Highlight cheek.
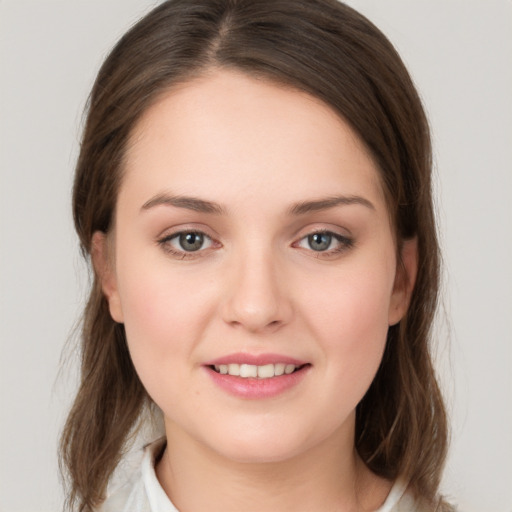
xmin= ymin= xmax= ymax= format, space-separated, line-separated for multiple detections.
xmin=301 ymin=258 xmax=394 ymax=393
xmin=114 ymin=254 xmax=215 ymax=400
xmin=306 ymin=255 xmax=394 ymax=333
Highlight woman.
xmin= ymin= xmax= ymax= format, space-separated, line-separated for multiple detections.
xmin=61 ymin=0 xmax=452 ymax=510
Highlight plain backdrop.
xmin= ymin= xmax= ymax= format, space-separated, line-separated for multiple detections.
xmin=1 ymin=1 xmax=511 ymax=511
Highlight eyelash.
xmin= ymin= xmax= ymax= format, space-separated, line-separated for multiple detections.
xmin=157 ymin=229 xmax=354 ymax=260
xmin=293 ymin=230 xmax=354 ymax=258
xmin=157 ymin=231 xmax=217 ymax=259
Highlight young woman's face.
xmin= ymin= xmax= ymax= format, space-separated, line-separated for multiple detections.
xmin=98 ymin=70 xmax=413 ymax=464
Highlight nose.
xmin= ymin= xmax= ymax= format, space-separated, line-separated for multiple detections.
xmin=221 ymin=248 xmax=293 ymax=333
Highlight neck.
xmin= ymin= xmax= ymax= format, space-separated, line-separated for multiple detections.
xmin=156 ymin=417 xmax=390 ymax=512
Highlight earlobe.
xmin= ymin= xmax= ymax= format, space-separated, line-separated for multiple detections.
xmin=91 ymin=231 xmax=124 ymax=323
xmin=388 ymin=237 xmax=418 ymax=326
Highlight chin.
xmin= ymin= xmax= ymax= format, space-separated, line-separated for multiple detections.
xmin=215 ymin=440 xmax=303 ymax=465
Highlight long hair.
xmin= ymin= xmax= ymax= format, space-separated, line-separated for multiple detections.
xmin=61 ymin=1 xmax=450 ymax=510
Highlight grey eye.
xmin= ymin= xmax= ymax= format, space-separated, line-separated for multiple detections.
xmin=159 ymin=230 xmax=215 ymax=257
xmin=307 ymin=233 xmax=332 ymax=251
xmin=178 ymin=232 xmax=205 ymax=252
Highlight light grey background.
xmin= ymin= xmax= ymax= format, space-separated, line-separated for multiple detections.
xmin=1 ymin=1 xmax=511 ymax=511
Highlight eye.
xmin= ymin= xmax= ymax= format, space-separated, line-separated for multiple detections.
xmin=295 ymin=230 xmax=353 ymax=254
xmin=305 ymin=232 xmax=333 ymax=251
xmin=158 ymin=230 xmax=214 ymax=256
xmin=175 ymin=232 xmax=209 ymax=252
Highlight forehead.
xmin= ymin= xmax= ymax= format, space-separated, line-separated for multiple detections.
xmin=120 ymin=69 xmax=386 ymax=213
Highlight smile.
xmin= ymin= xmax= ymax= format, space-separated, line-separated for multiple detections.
xmin=204 ymin=355 xmax=311 ymax=399
xmin=211 ymin=363 xmax=303 ymax=379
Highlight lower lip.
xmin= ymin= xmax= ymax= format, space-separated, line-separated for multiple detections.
xmin=204 ymin=365 xmax=310 ymax=399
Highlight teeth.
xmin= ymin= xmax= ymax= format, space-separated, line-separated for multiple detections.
xmin=257 ymin=364 xmax=274 ymax=379
xmin=213 ymin=363 xmax=300 ymax=379
xmin=228 ymin=363 xmax=240 ymax=376
xmin=285 ymin=364 xmax=295 ymax=374
xmin=240 ymin=364 xmax=258 ymax=378
xmin=274 ymin=363 xmax=285 ymax=376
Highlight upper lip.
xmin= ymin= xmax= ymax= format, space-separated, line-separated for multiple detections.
xmin=204 ymin=352 xmax=308 ymax=367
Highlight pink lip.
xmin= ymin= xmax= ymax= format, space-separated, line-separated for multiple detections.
xmin=203 ymin=353 xmax=311 ymax=400
xmin=204 ymin=352 xmax=307 ymax=366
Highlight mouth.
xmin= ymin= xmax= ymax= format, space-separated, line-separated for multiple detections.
xmin=204 ymin=356 xmax=311 ymax=399
xmin=208 ymin=363 xmax=310 ymax=379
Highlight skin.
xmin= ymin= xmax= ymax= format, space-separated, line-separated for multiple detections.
xmin=94 ymin=69 xmax=417 ymax=511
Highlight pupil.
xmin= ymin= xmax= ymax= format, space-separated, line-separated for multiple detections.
xmin=309 ymin=233 xmax=331 ymax=251
xmin=180 ymin=232 xmax=203 ymax=251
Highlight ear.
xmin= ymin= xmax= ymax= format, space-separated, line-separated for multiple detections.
xmin=91 ymin=231 xmax=124 ymax=323
xmin=388 ymin=237 xmax=418 ymax=326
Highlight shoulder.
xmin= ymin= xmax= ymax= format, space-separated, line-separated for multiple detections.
xmin=99 ymin=438 xmax=176 ymax=512
xmin=377 ymin=479 xmax=433 ymax=512
xmin=99 ymin=471 xmax=149 ymax=512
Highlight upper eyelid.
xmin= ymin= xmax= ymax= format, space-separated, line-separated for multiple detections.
xmin=300 ymin=228 xmax=347 ymax=236
xmin=160 ymin=230 xmax=212 ymax=241
xmin=156 ymin=224 xmax=218 ymax=241
xmin=293 ymin=225 xmax=352 ymax=240
xmin=294 ymin=230 xmax=352 ymax=245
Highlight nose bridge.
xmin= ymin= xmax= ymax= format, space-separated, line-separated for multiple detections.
xmin=222 ymin=240 xmax=291 ymax=332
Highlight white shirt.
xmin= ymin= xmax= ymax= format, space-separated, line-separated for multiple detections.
xmin=101 ymin=439 xmax=423 ymax=512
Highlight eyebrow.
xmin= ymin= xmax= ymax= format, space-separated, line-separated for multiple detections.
xmin=141 ymin=194 xmax=225 ymax=215
xmin=141 ymin=193 xmax=375 ymax=216
xmin=289 ymin=195 xmax=375 ymax=215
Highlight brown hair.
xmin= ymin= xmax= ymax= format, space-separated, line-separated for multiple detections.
xmin=61 ymin=0 xmax=451 ymax=510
